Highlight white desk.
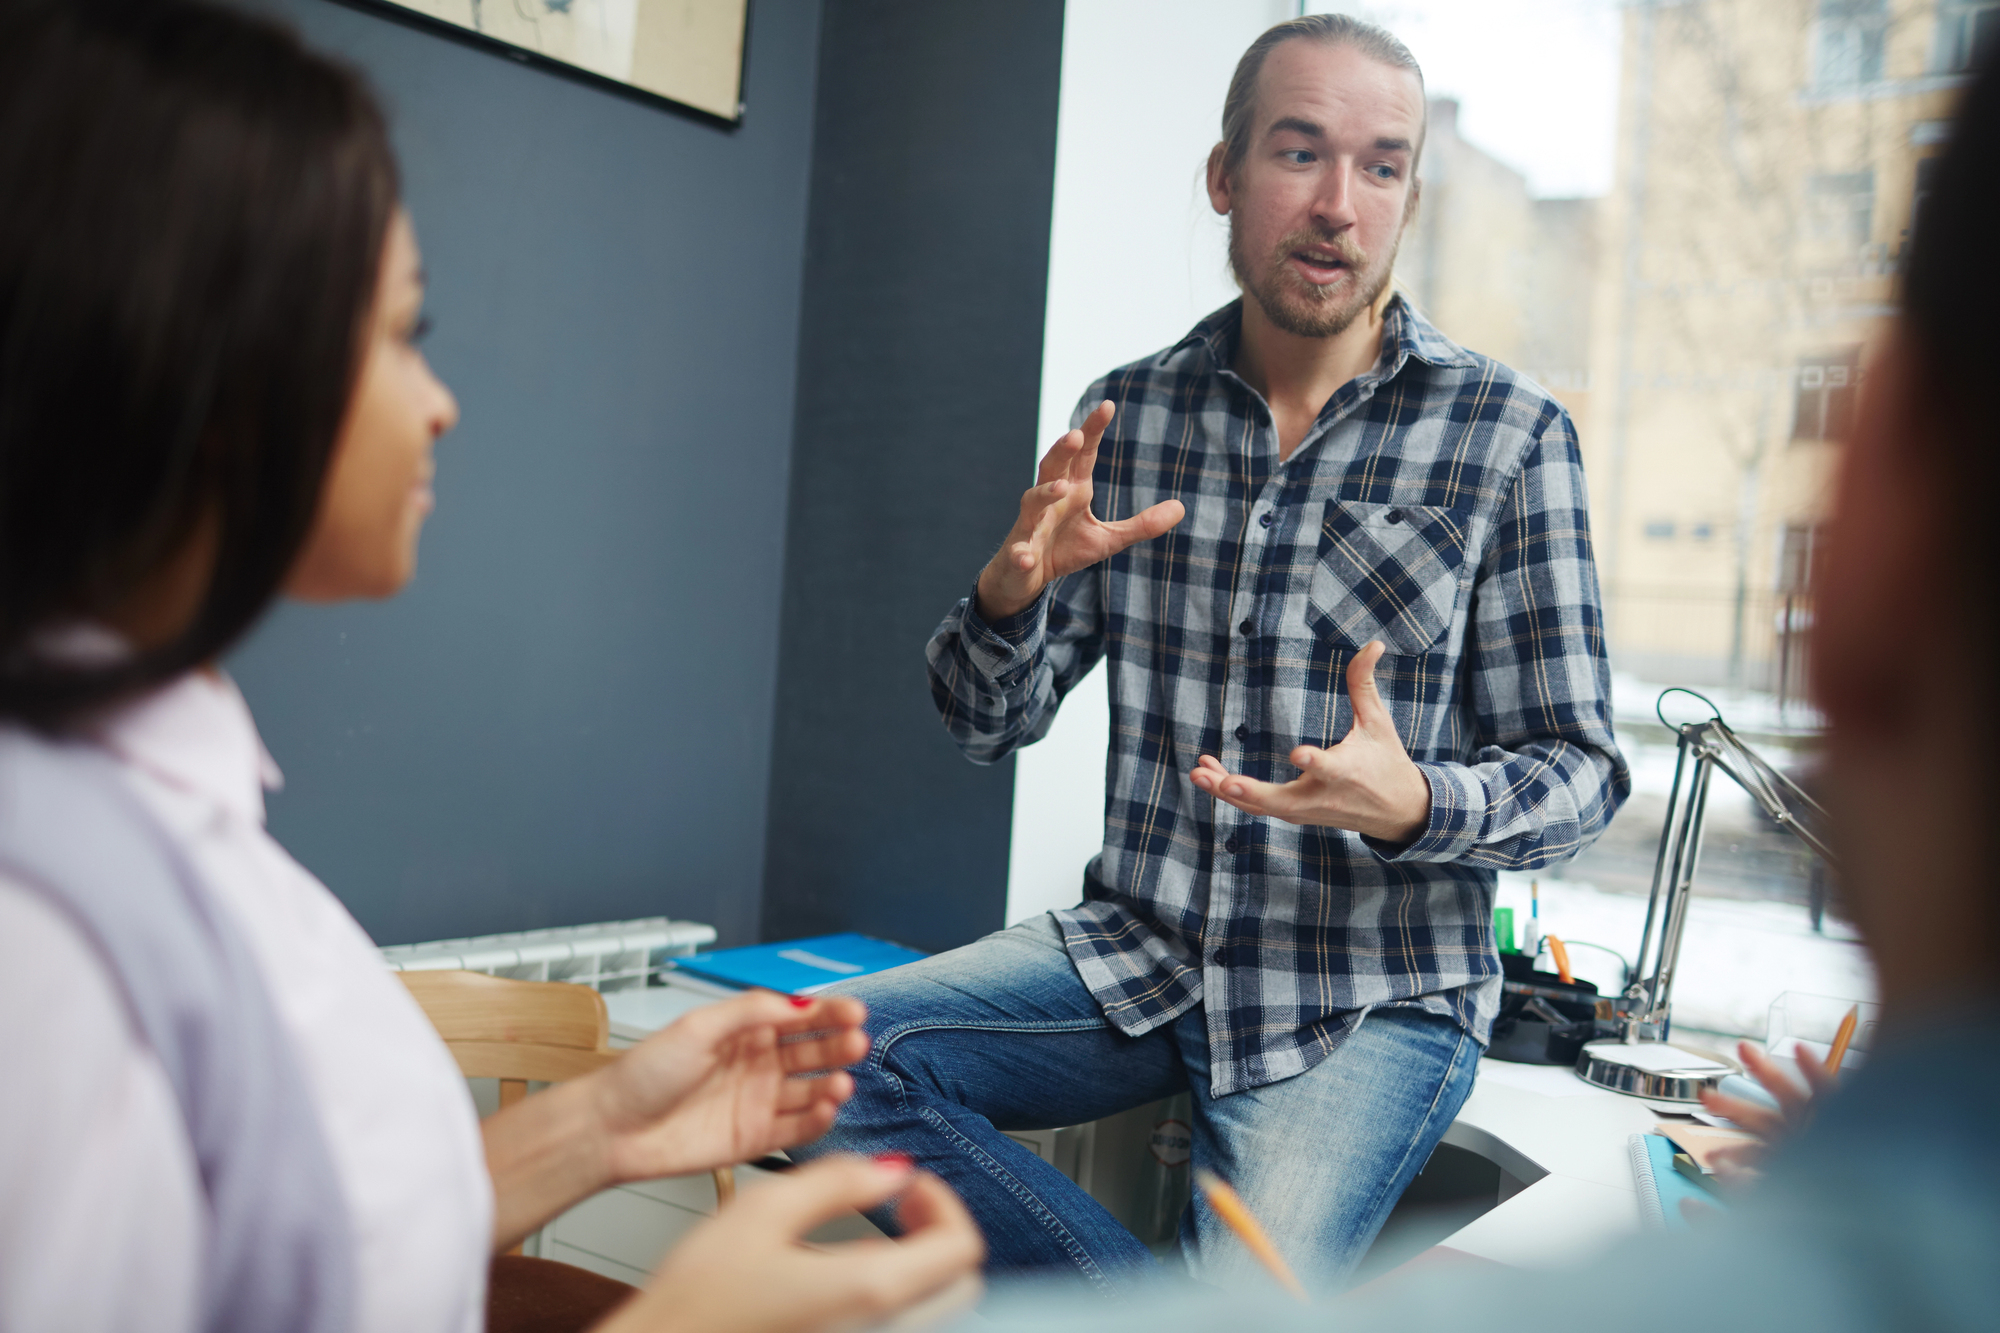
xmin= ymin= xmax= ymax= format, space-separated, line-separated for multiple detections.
xmin=1432 ymin=1059 xmax=1660 ymax=1267
xmin=534 ymin=981 xmax=1659 ymax=1282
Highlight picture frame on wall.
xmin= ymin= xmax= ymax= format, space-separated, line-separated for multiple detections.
xmin=356 ymin=0 xmax=750 ymax=124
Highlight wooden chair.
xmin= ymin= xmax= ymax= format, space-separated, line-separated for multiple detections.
xmin=401 ymin=967 xmax=619 ymax=1113
xmin=397 ymin=970 xmax=737 ymax=1333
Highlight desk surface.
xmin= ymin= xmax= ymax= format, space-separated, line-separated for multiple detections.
xmin=606 ymin=982 xmax=720 ymax=1043
xmin=604 ymin=983 xmax=1661 ymax=1269
xmin=1438 ymin=1059 xmax=1661 ymax=1266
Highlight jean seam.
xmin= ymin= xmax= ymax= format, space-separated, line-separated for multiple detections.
xmin=912 ymin=1104 xmax=1113 ymax=1289
xmin=1349 ymin=1024 xmax=1479 ymax=1238
xmin=862 ymin=1016 xmax=1112 ymax=1077
xmin=867 ymin=1016 xmax=1122 ymax=1290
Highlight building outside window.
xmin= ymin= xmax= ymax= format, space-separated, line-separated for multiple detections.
xmin=1811 ymin=0 xmax=1890 ymax=88
xmin=1903 ymin=154 xmax=1940 ymax=261
xmin=1933 ymin=0 xmax=2000 ymax=71
xmin=1776 ymin=522 xmax=1820 ymax=596
xmin=1806 ymin=170 xmax=1875 ymax=250
xmin=1792 ymin=348 xmax=1863 ymax=441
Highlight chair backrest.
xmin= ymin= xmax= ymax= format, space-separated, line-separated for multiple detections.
xmin=398 ymin=969 xmax=738 ymax=1215
xmin=398 ymin=969 xmax=618 ymax=1089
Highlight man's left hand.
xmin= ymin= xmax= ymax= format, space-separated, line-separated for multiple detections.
xmin=1190 ymin=640 xmax=1432 ymax=844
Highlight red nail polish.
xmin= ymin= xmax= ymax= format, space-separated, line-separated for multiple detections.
xmin=788 ymin=994 xmax=812 ymax=1008
xmin=874 ymin=1152 xmax=914 ymax=1170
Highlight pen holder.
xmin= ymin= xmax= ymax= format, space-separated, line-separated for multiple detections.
xmin=1487 ymin=953 xmax=1603 ymax=1065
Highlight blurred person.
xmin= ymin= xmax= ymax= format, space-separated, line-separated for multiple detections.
xmin=793 ymin=11 xmax=1627 ymax=1296
xmin=0 ymin=3 xmax=980 ymax=1332
xmin=975 ymin=34 xmax=2000 ymax=1333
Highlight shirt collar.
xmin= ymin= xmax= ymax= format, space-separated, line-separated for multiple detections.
xmin=1171 ymin=292 xmax=1479 ymax=379
xmin=94 ymin=669 xmax=283 ymax=827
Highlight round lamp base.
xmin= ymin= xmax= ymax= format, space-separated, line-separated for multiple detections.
xmin=1576 ymin=1039 xmax=1734 ymax=1103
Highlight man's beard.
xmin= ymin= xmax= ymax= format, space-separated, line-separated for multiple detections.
xmin=1228 ymin=220 xmax=1399 ymax=338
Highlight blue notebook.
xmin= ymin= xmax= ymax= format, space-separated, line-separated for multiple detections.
xmin=1630 ymin=1132 xmax=1727 ymax=1228
xmin=667 ymin=933 xmax=929 ymax=995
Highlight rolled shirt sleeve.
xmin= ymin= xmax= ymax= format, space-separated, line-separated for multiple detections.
xmin=1366 ymin=412 xmax=1629 ymax=867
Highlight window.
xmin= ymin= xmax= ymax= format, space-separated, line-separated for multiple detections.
xmin=1906 ymin=155 xmax=1940 ymax=258
xmin=1643 ymin=519 xmax=1676 ymax=540
xmin=1689 ymin=521 xmax=1715 ymax=542
xmin=1806 ymin=171 xmax=1874 ymax=251
xmin=1776 ymin=524 xmax=1820 ymax=594
xmin=1792 ymin=348 xmax=1861 ymax=441
xmin=1810 ymin=0 xmax=1887 ymax=89
xmin=1934 ymin=0 xmax=2000 ymax=74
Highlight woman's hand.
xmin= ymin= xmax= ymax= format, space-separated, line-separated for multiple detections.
xmin=1698 ymin=1040 xmax=1837 ymax=1181
xmin=597 ymin=1155 xmax=985 ymax=1333
xmin=591 ymin=991 xmax=872 ymax=1186
xmin=484 ymin=990 xmax=870 ymax=1251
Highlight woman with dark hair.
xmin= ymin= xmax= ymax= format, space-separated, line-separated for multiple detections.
xmin=0 ymin=3 xmax=980 ymax=1331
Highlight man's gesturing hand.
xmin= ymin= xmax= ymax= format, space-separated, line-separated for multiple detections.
xmin=1190 ymin=640 xmax=1432 ymax=844
xmin=975 ymin=401 xmax=1186 ymax=623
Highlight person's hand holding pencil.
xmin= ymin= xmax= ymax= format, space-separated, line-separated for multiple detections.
xmin=1699 ymin=1003 xmax=1857 ymax=1181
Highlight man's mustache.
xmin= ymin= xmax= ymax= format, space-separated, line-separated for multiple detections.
xmin=1270 ymin=228 xmax=1367 ymax=269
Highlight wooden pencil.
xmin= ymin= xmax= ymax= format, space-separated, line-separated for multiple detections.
xmin=1825 ymin=1004 xmax=1859 ymax=1075
xmin=1194 ymin=1169 xmax=1308 ymax=1301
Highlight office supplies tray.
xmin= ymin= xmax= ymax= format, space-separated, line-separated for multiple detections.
xmin=1488 ymin=954 xmax=1606 ymax=1065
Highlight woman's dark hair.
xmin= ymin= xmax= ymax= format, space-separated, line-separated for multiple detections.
xmin=1901 ymin=42 xmax=1999 ymax=737
xmin=0 ymin=0 xmax=398 ymax=729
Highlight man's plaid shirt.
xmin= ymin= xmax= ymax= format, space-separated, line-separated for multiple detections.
xmin=926 ymin=296 xmax=1629 ymax=1097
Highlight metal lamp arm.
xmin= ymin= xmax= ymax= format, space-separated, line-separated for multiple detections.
xmin=1623 ymin=692 xmax=1835 ymax=1036
xmin=1703 ymin=725 xmax=1837 ymax=866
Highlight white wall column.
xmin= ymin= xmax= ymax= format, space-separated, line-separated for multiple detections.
xmin=1005 ymin=0 xmax=1296 ymax=925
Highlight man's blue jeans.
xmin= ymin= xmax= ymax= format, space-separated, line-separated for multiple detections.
xmin=793 ymin=915 xmax=1481 ymax=1295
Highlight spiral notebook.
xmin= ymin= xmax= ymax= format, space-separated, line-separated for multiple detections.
xmin=1630 ymin=1132 xmax=1728 ymax=1228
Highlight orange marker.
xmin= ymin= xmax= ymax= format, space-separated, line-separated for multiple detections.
xmin=1194 ymin=1169 xmax=1307 ymax=1301
xmin=1547 ymin=934 xmax=1574 ymax=986
xmin=1825 ymin=1004 xmax=1859 ymax=1075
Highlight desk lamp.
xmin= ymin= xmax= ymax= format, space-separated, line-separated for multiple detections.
xmin=1577 ymin=690 xmax=1836 ymax=1102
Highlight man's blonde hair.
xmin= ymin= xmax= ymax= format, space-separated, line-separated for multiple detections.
xmin=1218 ymin=13 xmax=1426 ymax=180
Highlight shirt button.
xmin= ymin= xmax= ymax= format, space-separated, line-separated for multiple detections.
xmin=1386 ymin=508 xmax=1406 ymax=525
xmin=1234 ymin=723 xmax=1249 ymax=741
xmin=1258 ymin=511 xmax=1274 ymax=528
xmin=1238 ymin=619 xmax=1254 ymax=636
xmin=1211 ymin=946 xmax=1230 ymax=967
xmin=1223 ymin=835 xmax=1240 ymax=853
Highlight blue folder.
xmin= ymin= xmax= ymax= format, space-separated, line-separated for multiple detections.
xmin=667 ymin=932 xmax=929 ymax=995
xmin=1631 ymin=1132 xmax=1727 ymax=1228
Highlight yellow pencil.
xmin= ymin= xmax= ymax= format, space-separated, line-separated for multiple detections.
xmin=1194 ymin=1169 xmax=1308 ymax=1301
xmin=1825 ymin=1004 xmax=1860 ymax=1075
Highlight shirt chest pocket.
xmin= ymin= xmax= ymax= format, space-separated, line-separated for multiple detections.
xmin=1305 ymin=500 xmax=1472 ymax=654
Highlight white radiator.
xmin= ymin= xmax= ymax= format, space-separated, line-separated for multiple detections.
xmin=380 ymin=917 xmax=717 ymax=992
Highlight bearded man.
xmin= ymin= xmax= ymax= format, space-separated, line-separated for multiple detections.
xmin=793 ymin=14 xmax=1628 ymax=1293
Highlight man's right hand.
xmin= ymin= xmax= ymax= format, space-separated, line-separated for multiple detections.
xmin=975 ymin=401 xmax=1186 ymax=622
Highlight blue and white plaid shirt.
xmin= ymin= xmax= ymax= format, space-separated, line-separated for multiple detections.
xmin=926 ymin=296 xmax=1629 ymax=1097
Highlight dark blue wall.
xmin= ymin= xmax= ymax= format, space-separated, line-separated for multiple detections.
xmin=231 ymin=0 xmax=823 ymax=947
xmin=760 ymin=0 xmax=1066 ymax=954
